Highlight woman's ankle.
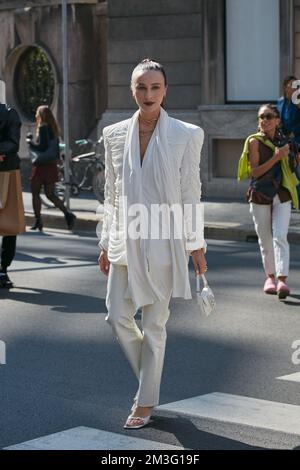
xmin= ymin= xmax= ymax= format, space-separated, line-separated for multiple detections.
xmin=132 ymin=405 xmax=153 ymax=417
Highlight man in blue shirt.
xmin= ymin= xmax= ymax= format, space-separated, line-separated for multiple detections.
xmin=278 ymin=75 xmax=300 ymax=204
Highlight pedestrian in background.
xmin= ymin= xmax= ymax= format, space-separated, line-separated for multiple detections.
xmin=277 ymin=75 xmax=300 ymax=144
xmin=277 ymin=75 xmax=300 ymax=203
xmin=28 ymin=105 xmax=76 ymax=231
xmin=0 ymin=80 xmax=25 ymax=288
xmin=238 ymin=103 xmax=299 ymax=299
xmin=98 ymin=59 xmax=207 ymax=429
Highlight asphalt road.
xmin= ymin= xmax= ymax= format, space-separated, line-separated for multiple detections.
xmin=1 ymin=228 xmax=300 ymax=450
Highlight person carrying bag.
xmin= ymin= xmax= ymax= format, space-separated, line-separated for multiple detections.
xmin=238 ymin=103 xmax=299 ymax=299
xmin=27 ymin=105 xmax=76 ymax=231
xmin=29 ymin=134 xmax=60 ymax=166
xmin=0 ymin=95 xmax=25 ymax=289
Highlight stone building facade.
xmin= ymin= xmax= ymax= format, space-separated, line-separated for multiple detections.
xmin=99 ymin=0 xmax=299 ymax=199
xmin=0 ymin=0 xmax=107 ymax=178
xmin=1 ymin=0 xmax=299 ymax=198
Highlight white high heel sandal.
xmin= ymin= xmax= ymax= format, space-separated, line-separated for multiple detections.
xmin=123 ymin=414 xmax=151 ymax=429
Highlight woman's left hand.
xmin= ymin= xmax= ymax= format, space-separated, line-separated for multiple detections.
xmin=191 ymin=249 xmax=207 ymax=275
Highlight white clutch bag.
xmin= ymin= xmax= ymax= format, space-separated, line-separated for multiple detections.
xmin=196 ymin=274 xmax=216 ymax=317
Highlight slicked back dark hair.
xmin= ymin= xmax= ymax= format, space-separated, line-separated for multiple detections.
xmin=131 ymin=58 xmax=167 ymax=86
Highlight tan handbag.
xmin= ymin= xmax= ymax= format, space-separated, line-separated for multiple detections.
xmin=0 ymin=170 xmax=25 ymax=236
xmin=0 ymin=172 xmax=10 ymax=209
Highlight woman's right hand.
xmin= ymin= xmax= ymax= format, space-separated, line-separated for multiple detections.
xmin=98 ymin=249 xmax=110 ymax=276
xmin=274 ymin=144 xmax=290 ymax=161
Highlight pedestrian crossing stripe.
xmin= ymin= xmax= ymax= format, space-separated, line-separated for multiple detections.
xmin=4 ymin=426 xmax=183 ymax=451
xmin=277 ymin=372 xmax=300 ymax=383
xmin=5 ymin=392 xmax=300 ymax=450
xmin=157 ymin=392 xmax=300 ymax=436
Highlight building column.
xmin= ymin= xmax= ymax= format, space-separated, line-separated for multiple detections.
xmin=200 ymin=0 xmax=225 ymax=105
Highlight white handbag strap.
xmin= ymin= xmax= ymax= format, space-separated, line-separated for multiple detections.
xmin=196 ymin=275 xmax=200 ymax=293
xmin=201 ymin=274 xmax=209 ymax=287
xmin=196 ymin=274 xmax=209 ymax=291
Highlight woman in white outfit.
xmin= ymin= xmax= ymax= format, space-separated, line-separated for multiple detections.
xmin=98 ymin=59 xmax=207 ymax=429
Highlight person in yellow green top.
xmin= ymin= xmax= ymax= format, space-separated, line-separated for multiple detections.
xmin=238 ymin=103 xmax=300 ymax=299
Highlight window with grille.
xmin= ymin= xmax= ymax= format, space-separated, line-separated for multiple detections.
xmin=14 ymin=47 xmax=55 ymax=121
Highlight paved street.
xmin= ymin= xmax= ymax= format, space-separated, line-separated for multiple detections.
xmin=1 ymin=228 xmax=300 ymax=450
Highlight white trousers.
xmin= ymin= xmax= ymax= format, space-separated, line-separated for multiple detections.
xmin=250 ymin=195 xmax=291 ymax=277
xmin=105 ymin=263 xmax=172 ymax=407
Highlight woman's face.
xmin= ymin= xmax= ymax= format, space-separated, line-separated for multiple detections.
xmin=258 ymin=106 xmax=280 ymax=134
xmin=131 ymin=70 xmax=167 ymax=115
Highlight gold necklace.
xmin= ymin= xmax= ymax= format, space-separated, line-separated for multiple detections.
xmin=139 ymin=114 xmax=159 ymax=126
xmin=139 ymin=126 xmax=156 ymax=136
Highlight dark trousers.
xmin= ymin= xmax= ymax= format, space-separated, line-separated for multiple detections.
xmin=1 ymin=236 xmax=17 ymax=271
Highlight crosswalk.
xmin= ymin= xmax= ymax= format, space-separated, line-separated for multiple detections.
xmin=158 ymin=392 xmax=300 ymax=436
xmin=4 ymin=427 xmax=183 ymax=451
xmin=4 ymin=385 xmax=300 ymax=450
xmin=277 ymin=372 xmax=300 ymax=383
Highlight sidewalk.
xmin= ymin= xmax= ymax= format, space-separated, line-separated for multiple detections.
xmin=23 ymin=191 xmax=300 ymax=243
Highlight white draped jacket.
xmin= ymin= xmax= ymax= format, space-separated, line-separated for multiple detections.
xmin=99 ymin=109 xmax=206 ymax=309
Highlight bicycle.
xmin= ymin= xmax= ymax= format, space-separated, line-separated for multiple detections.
xmin=72 ymin=136 xmax=105 ymax=203
xmin=40 ymin=137 xmax=105 ymax=207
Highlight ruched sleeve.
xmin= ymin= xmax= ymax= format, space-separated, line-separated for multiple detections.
xmin=99 ymin=129 xmax=116 ymax=251
xmin=180 ymin=126 xmax=206 ymax=252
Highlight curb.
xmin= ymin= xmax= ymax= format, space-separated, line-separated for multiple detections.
xmin=25 ymin=213 xmax=300 ymax=244
xmin=25 ymin=212 xmax=101 ymax=232
xmin=204 ymin=223 xmax=257 ymax=243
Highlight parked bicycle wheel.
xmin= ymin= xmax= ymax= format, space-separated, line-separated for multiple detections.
xmin=92 ymin=169 xmax=105 ymax=203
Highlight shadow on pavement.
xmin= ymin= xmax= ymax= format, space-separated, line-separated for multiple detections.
xmin=282 ymin=294 xmax=300 ymax=307
xmin=151 ymin=415 xmax=265 ymax=450
xmin=23 ymin=229 xmax=98 ymax=239
xmin=0 ymin=286 xmax=106 ymax=315
xmin=16 ymin=252 xmax=68 ymax=265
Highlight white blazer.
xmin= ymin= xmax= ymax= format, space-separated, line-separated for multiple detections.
xmin=99 ymin=110 xmax=206 ymax=308
xmin=99 ymin=114 xmax=205 ymax=266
